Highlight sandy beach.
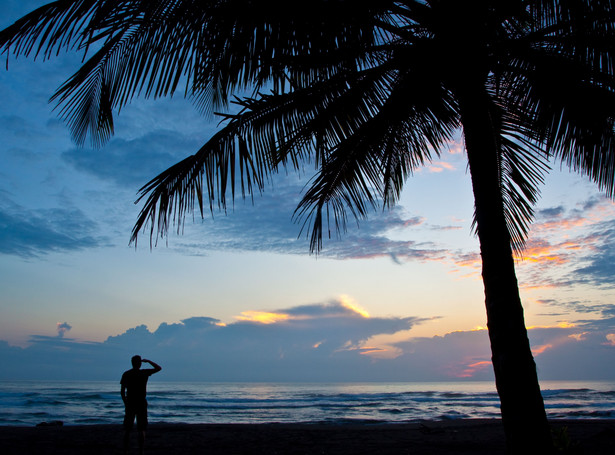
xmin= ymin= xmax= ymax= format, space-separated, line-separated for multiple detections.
xmin=0 ymin=419 xmax=613 ymax=454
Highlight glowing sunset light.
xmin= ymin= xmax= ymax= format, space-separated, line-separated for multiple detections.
xmin=236 ymin=311 xmax=290 ymax=324
xmin=453 ymin=360 xmax=492 ymax=378
xmin=451 ymin=253 xmax=481 ymax=269
xmin=534 ymin=217 xmax=588 ymax=232
xmin=339 ymin=295 xmax=370 ymax=318
xmin=527 ymin=322 xmax=576 ymax=330
xmin=514 ymin=241 xmax=569 ymax=264
xmin=520 ymin=283 xmax=560 ymax=291
xmin=531 ymin=344 xmax=553 ymax=355
xmin=358 ymin=345 xmax=403 ymax=359
xmin=523 ymin=254 xmax=565 ymax=264
xmin=468 ymin=360 xmax=492 ymax=368
xmin=604 ymin=334 xmax=615 ymax=346
xmin=359 ymin=346 xmax=387 ymax=355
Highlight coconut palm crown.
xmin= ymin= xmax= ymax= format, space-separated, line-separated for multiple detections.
xmin=2 ymin=0 xmax=615 ymax=452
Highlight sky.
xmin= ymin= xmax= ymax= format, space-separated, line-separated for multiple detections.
xmin=0 ymin=0 xmax=614 ymax=382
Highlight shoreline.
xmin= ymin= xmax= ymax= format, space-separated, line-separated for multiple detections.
xmin=1 ymin=419 xmax=614 ymax=454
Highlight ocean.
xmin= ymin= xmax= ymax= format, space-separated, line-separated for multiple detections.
xmin=0 ymin=381 xmax=613 ymax=426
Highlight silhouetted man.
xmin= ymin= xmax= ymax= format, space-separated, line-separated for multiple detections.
xmin=121 ymin=355 xmax=162 ymax=454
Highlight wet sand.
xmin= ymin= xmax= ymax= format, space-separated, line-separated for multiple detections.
xmin=0 ymin=419 xmax=613 ymax=454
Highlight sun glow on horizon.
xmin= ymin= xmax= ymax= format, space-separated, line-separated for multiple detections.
xmin=235 ymin=311 xmax=290 ymax=324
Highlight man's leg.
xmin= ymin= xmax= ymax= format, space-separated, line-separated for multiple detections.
xmin=123 ymin=407 xmax=135 ymax=452
xmin=136 ymin=403 xmax=148 ymax=454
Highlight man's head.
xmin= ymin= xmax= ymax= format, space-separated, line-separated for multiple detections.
xmin=131 ymin=355 xmax=142 ymax=369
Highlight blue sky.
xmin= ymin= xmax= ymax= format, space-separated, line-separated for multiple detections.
xmin=0 ymin=0 xmax=614 ymax=382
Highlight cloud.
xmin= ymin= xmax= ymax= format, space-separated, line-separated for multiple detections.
xmin=1 ymin=298 xmax=613 ymax=382
xmin=426 ymin=161 xmax=455 ymax=173
xmin=538 ymin=206 xmax=565 ymax=218
xmin=0 ymin=194 xmax=110 ymax=258
xmin=61 ymin=130 xmax=204 ymax=188
xmin=572 ymin=221 xmax=615 ymax=287
xmin=56 ymin=322 xmax=72 ymax=338
xmin=0 ymin=299 xmax=423 ymax=381
xmin=513 ymin=198 xmax=615 ymax=290
xmin=0 ymin=46 xmax=463 ymax=264
xmin=157 ymin=172 xmax=447 ymax=262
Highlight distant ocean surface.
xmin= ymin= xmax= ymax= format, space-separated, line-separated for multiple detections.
xmin=1 ymin=381 xmax=613 ymax=426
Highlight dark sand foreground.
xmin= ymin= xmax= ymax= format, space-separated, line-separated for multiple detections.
xmin=1 ymin=419 xmax=613 ymax=454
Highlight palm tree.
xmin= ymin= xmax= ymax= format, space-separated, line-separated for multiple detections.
xmin=2 ymin=0 xmax=615 ymax=451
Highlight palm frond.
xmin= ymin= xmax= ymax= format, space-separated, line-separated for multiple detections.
xmin=293 ymin=68 xmax=458 ymax=252
xmin=0 ymin=0 xmax=100 ymax=62
xmin=2 ymin=0 xmax=392 ymax=147
xmin=503 ymin=44 xmax=615 ymax=199
xmin=4 ymin=0 xmax=615 ymax=255
xmin=499 ymin=134 xmax=550 ymax=253
xmin=131 ymin=114 xmax=269 ymax=247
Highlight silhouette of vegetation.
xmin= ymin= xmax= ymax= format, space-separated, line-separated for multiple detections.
xmin=2 ymin=1 xmax=615 ymax=452
xmin=551 ymin=426 xmax=582 ymax=454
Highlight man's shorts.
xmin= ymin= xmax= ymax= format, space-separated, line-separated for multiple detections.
xmin=124 ymin=400 xmax=148 ymax=431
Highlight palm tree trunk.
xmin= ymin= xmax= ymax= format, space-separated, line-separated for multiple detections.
xmin=457 ymin=85 xmax=553 ymax=453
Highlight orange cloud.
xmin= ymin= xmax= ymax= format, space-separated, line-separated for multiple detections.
xmin=358 ymin=345 xmax=403 ymax=359
xmin=452 ymin=252 xmax=481 ymax=269
xmin=531 ymin=344 xmax=553 ymax=355
xmin=359 ymin=346 xmax=387 ymax=355
xmin=514 ymin=240 xmax=568 ymax=265
xmin=468 ymin=360 xmax=492 ymax=368
xmin=520 ymin=282 xmax=560 ymax=291
xmin=534 ymin=217 xmax=588 ymax=233
xmin=604 ymin=334 xmax=615 ymax=346
xmin=452 ymin=360 xmax=492 ymax=378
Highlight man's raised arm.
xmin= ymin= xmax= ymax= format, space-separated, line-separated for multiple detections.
xmin=142 ymin=359 xmax=162 ymax=373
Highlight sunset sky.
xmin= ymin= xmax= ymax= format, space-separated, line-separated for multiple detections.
xmin=1 ymin=0 xmax=614 ymax=382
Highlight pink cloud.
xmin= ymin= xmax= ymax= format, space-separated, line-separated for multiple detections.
xmin=451 ymin=360 xmax=492 ymax=378
xmin=426 ymin=161 xmax=455 ymax=173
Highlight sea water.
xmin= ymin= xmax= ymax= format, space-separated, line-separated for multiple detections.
xmin=0 ymin=381 xmax=613 ymax=426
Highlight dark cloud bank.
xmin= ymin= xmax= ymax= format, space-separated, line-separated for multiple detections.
xmin=1 ymin=301 xmax=614 ymax=382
